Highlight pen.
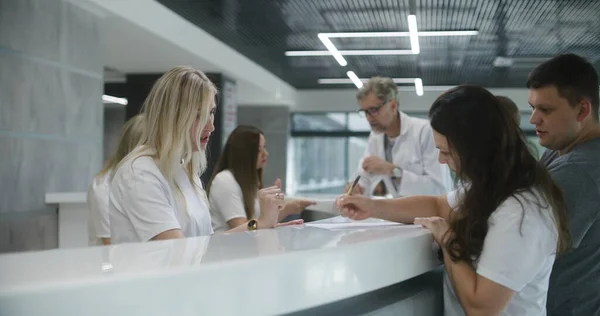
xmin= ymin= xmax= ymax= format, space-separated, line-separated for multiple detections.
xmin=346 ymin=175 xmax=361 ymax=195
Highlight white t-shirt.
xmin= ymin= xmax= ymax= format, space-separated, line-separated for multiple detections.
xmin=209 ymin=170 xmax=260 ymax=232
xmin=87 ymin=172 xmax=111 ymax=246
xmin=444 ymin=189 xmax=558 ymax=316
xmin=109 ymin=156 xmax=214 ymax=244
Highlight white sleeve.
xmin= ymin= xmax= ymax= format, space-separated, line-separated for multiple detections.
xmin=398 ymin=124 xmax=451 ymax=196
xmin=118 ymin=165 xmax=181 ymax=242
xmin=446 ymin=189 xmax=459 ymax=210
xmin=88 ymin=178 xmax=111 ymax=238
xmin=446 ymin=185 xmax=468 ymax=210
xmin=209 ymin=172 xmax=248 ymax=222
xmin=476 ymin=198 xmax=552 ymax=291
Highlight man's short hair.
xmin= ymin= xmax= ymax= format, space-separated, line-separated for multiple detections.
xmin=356 ymin=77 xmax=398 ymax=103
xmin=527 ymin=53 xmax=599 ymax=121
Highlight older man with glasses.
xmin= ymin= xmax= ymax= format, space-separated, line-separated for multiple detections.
xmin=346 ymin=76 xmax=453 ymax=197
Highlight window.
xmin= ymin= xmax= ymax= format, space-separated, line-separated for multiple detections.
xmin=287 ymin=112 xmax=369 ymax=195
xmin=292 ymin=113 xmax=347 ymax=131
xmin=287 ymin=137 xmax=357 ymax=195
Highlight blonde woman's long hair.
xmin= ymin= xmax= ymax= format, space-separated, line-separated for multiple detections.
xmin=117 ymin=66 xmax=217 ymax=193
xmin=97 ymin=114 xmax=146 ymax=178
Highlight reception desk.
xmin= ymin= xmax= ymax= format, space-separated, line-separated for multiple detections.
xmin=0 ymin=217 xmax=442 ymax=315
xmin=44 ymin=192 xmax=340 ymax=249
xmin=45 ymin=192 xmax=88 ymax=248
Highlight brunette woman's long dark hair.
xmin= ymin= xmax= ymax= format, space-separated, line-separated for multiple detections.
xmin=429 ymin=85 xmax=571 ymax=263
xmin=207 ymin=125 xmax=264 ymax=219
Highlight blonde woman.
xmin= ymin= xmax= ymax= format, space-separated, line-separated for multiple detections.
xmin=87 ymin=114 xmax=145 ymax=246
xmin=109 ymin=67 xmax=285 ymax=244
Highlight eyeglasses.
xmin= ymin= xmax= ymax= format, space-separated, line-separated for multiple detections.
xmin=357 ymin=101 xmax=388 ymax=117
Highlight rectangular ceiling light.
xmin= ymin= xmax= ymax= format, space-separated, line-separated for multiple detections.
xmin=285 ymin=49 xmax=415 ymax=56
xmin=493 ymin=56 xmax=552 ymax=67
xmin=324 ymin=32 xmax=410 ymax=38
xmin=398 ymin=85 xmax=456 ymax=91
xmin=317 ymin=34 xmax=347 ymax=66
xmin=346 ymin=71 xmax=363 ymax=88
xmin=418 ymin=30 xmax=479 ymax=36
xmin=317 ymin=78 xmax=356 ymax=84
xmin=102 ymin=94 xmax=128 ymax=105
xmin=414 ymin=78 xmax=424 ymax=96
xmin=407 ymin=15 xmax=420 ymax=54
xmin=319 ymin=30 xmax=478 ymax=38
xmin=305 ymin=28 xmax=478 ymax=63
xmin=318 ymin=77 xmax=417 ymax=84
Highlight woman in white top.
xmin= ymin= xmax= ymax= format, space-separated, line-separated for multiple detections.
xmin=208 ymin=125 xmax=314 ymax=232
xmin=109 ymin=67 xmax=286 ymax=244
xmin=87 ymin=114 xmax=145 ymax=245
xmin=337 ymin=85 xmax=571 ymax=315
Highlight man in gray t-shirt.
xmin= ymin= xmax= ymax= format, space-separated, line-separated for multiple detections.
xmin=541 ymin=140 xmax=600 ymax=315
xmin=527 ymin=53 xmax=600 ymax=315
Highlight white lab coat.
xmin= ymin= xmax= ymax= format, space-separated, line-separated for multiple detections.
xmin=355 ymin=111 xmax=454 ymax=197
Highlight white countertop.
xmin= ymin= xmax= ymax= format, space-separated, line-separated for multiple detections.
xmin=44 ymin=192 xmax=87 ymax=204
xmin=44 ymin=192 xmax=340 ymax=214
xmin=44 ymin=192 xmax=338 ymax=204
xmin=0 ymin=216 xmax=439 ymax=316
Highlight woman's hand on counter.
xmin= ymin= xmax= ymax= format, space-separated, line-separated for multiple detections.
xmin=336 ymin=194 xmax=377 ymax=220
xmin=275 ymin=219 xmax=304 ymax=227
xmin=414 ymin=216 xmax=451 ymax=245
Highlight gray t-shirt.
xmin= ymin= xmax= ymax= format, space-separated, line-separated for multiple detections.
xmin=542 ymin=138 xmax=600 ymax=316
xmin=384 ymin=135 xmax=396 ymax=163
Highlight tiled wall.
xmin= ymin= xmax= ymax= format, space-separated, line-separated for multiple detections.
xmin=0 ymin=0 xmax=103 ymax=252
xmin=237 ymin=106 xmax=290 ymax=190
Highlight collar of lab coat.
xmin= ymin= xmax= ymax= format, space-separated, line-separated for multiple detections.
xmin=398 ymin=111 xmax=410 ymax=138
xmin=375 ymin=111 xmax=411 ymax=142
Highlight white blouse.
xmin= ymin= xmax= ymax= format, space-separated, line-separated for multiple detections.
xmin=444 ymin=188 xmax=558 ymax=316
xmin=109 ymin=156 xmax=213 ymax=244
xmin=209 ymin=170 xmax=260 ymax=232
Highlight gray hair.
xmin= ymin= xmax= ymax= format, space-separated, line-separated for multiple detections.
xmin=356 ymin=77 xmax=398 ymax=103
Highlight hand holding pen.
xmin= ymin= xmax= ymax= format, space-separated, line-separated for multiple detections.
xmin=337 ymin=175 xmax=373 ymax=220
xmin=343 ymin=175 xmax=364 ymax=196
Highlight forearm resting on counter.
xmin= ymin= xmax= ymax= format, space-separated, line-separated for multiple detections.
xmin=372 ymin=195 xmax=451 ymax=223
